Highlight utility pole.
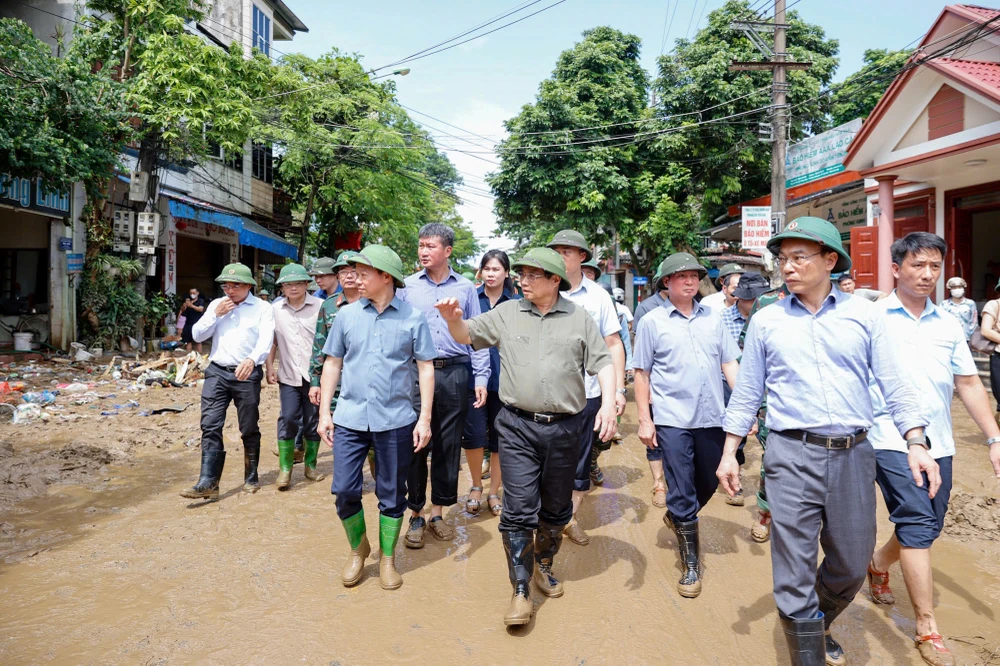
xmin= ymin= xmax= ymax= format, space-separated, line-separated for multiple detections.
xmin=770 ymin=0 xmax=787 ymax=234
xmin=730 ymin=0 xmax=810 ymax=236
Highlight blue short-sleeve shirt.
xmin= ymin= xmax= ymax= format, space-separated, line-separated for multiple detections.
xmin=323 ymin=296 xmax=436 ymax=432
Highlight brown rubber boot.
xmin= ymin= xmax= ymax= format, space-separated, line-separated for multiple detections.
xmin=533 ymin=522 xmax=565 ymax=598
xmin=342 ymin=535 xmax=371 ymax=587
xmin=379 ymin=556 xmax=402 ymax=590
xmin=505 ymin=592 xmax=533 ymax=626
xmin=502 ymin=530 xmax=534 ymax=626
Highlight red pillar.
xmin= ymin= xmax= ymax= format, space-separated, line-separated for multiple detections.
xmin=876 ymin=175 xmax=897 ymax=293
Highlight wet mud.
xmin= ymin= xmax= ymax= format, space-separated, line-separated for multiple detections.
xmin=0 ymin=389 xmax=997 ymax=664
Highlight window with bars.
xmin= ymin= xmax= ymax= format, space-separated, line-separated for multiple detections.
xmin=252 ymin=143 xmax=273 ymax=183
xmin=252 ymin=5 xmax=271 ymax=57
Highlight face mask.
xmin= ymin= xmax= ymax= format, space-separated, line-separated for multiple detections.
xmin=950 ymin=288 xmax=965 ymax=299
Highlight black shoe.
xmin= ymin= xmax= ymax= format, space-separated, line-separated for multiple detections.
xmin=779 ymin=613 xmax=826 ymax=666
xmin=404 ymin=515 xmax=426 ymax=549
xmin=674 ymin=519 xmax=702 ymax=598
xmin=180 ymin=450 xmax=225 ymax=500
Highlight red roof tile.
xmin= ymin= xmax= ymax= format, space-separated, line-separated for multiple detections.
xmin=954 ymin=4 xmax=1000 ymax=22
xmin=934 ymin=58 xmax=1000 ymax=95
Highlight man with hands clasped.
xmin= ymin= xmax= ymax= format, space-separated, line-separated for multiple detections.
xmin=435 ymin=247 xmax=616 ymax=627
xmin=718 ymin=217 xmax=931 ymax=666
xmin=317 ymin=245 xmax=436 ymax=592
xmin=181 ymin=263 xmax=275 ymax=500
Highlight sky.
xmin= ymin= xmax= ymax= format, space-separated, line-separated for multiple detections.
xmin=283 ymin=0 xmax=968 ymax=254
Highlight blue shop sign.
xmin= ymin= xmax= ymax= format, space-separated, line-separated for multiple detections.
xmin=0 ymin=173 xmax=71 ymax=217
xmin=66 ymin=253 xmax=84 ymax=273
xmin=633 ymin=276 xmax=649 ymax=286
xmin=58 ymin=237 xmax=73 ymax=251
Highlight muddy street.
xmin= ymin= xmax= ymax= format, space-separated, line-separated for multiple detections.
xmin=1 ymin=381 xmax=998 ymax=664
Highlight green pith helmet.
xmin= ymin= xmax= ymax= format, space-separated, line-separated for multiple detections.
xmin=331 ymin=250 xmax=363 ymax=271
xmin=582 ymin=259 xmax=602 ymax=279
xmin=767 ymin=216 xmax=851 ymax=273
xmin=512 ymin=247 xmax=571 ymax=291
xmin=652 ymin=258 xmax=669 ymax=290
xmin=351 ymin=244 xmax=406 ymax=288
xmin=717 ymin=262 xmax=745 ymax=283
xmin=275 ymin=263 xmax=311 ymax=284
xmin=659 ymin=252 xmax=707 ymax=279
xmin=215 ymin=263 xmax=255 ymax=284
xmin=461 ymin=271 xmax=476 ymax=281
xmin=309 ymin=257 xmax=337 ymax=276
xmin=546 ymin=229 xmax=593 ymax=262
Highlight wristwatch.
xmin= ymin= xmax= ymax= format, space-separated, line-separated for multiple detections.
xmin=987 ymin=436 xmax=1000 ymax=446
xmin=616 ymin=388 xmax=627 ymax=396
xmin=906 ymin=434 xmax=929 ymax=450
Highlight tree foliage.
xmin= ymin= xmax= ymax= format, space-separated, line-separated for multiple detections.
xmin=830 ymin=48 xmax=911 ymax=126
xmin=0 ymin=18 xmax=131 ymax=198
xmin=260 ymin=50 xmax=477 ymax=268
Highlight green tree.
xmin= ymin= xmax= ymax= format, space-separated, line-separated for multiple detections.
xmin=653 ymin=0 xmax=840 ymax=222
xmin=260 ymin=50 xmax=475 ymax=268
xmin=830 ymin=48 xmax=911 ymax=125
xmin=0 ymin=18 xmax=131 ymax=199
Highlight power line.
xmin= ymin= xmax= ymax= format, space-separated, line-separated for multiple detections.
xmin=658 ymin=2 xmax=673 ymax=56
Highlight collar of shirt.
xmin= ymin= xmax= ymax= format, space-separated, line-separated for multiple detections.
xmin=276 ymin=294 xmax=322 ymax=313
xmin=418 ymin=267 xmax=459 ymax=286
xmin=519 ymin=296 xmax=570 ymax=316
xmin=883 ymin=291 xmax=938 ymax=322
xmin=478 ymin=283 xmax=517 ymax=305
xmin=787 ymin=285 xmax=845 ymax=314
xmin=659 ymin=298 xmax=709 ymax=320
xmin=361 ymin=296 xmax=402 ymax=314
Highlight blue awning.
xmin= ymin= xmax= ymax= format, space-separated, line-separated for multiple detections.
xmin=239 ymin=218 xmax=298 ymax=259
xmin=167 ymin=197 xmax=243 ymax=232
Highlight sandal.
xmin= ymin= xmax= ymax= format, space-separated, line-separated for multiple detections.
xmin=466 ymin=486 xmax=483 ymax=515
xmin=867 ymin=559 xmax=895 ymax=604
xmin=427 ymin=516 xmax=455 ymax=541
xmin=750 ymin=510 xmax=771 ymax=543
xmin=915 ymin=633 xmax=954 ymax=666
xmin=651 ymin=485 xmax=666 ymax=508
xmin=487 ymin=494 xmax=502 ymax=516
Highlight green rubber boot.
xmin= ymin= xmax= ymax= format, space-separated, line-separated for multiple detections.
xmin=379 ymin=514 xmax=404 ymax=590
xmin=276 ymin=439 xmax=294 ymax=490
xmin=303 ymin=439 xmax=325 ymax=482
xmin=341 ymin=510 xmax=370 ymax=587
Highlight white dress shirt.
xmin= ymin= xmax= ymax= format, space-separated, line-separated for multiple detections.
xmin=193 ymin=292 xmax=275 ymax=367
xmin=700 ymin=291 xmax=728 ymax=311
xmin=562 ymin=277 xmax=620 ymax=399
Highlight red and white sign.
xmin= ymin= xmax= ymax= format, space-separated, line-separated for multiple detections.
xmin=741 ymin=206 xmax=772 ymax=251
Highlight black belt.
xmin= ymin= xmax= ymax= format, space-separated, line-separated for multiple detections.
xmin=211 ymin=361 xmax=240 ymax=372
xmin=432 ymin=355 xmax=470 ymax=369
xmin=504 ymin=405 xmax=574 ymax=424
xmin=775 ymin=429 xmax=867 ymax=449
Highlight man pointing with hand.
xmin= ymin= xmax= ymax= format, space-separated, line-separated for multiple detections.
xmin=435 ymin=247 xmax=616 ymax=627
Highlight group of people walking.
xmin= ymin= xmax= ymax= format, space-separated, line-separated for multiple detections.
xmin=177 ymin=217 xmax=1000 ymax=666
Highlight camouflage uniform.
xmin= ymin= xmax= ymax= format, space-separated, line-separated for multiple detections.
xmin=738 ymin=284 xmax=790 ymax=513
xmin=310 ymin=296 xmax=341 ymax=407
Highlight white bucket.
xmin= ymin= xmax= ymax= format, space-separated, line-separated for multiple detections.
xmin=75 ymin=349 xmax=95 ymax=362
xmin=13 ymin=332 xmax=32 ymax=351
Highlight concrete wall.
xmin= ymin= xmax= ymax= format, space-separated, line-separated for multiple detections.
xmin=0 ymin=0 xmax=77 ymax=53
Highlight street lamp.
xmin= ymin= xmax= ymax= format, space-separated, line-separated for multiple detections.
xmin=393 ymin=68 xmax=411 ymax=77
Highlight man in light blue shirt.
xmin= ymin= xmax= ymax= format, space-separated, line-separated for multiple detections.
xmin=864 ymin=233 xmax=1000 ymax=666
xmin=181 ymin=263 xmax=275 ymax=501
xmin=318 ymin=245 xmax=436 ymax=592
xmin=633 ymin=252 xmax=739 ymax=600
xmin=397 ymin=223 xmax=490 ymax=547
xmin=718 ymin=217 xmax=933 ymax=666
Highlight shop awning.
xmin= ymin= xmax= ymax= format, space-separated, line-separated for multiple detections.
xmin=167 ymin=196 xmax=243 ymax=232
xmin=239 ymin=218 xmax=298 ymax=259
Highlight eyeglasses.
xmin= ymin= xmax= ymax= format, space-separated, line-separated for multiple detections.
xmin=775 ymin=252 xmax=822 ymax=269
xmin=517 ymin=271 xmax=548 ymax=283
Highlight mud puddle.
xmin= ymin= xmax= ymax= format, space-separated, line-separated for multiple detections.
xmin=0 ymin=447 xmax=189 ymax=566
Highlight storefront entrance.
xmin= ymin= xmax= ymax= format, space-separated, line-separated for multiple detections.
xmin=176 ymin=235 xmax=229 ymax=301
xmin=947 ymin=180 xmax=1000 ymax=302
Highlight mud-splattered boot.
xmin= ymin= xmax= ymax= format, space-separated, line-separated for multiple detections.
xmin=674 ymin=519 xmax=702 ymax=598
xmin=303 ymin=439 xmax=325 ymax=482
xmin=780 ymin=612 xmax=826 ymax=666
xmin=340 ymin=510 xmax=370 ymax=587
xmin=533 ymin=521 xmax=564 ymax=598
xmin=242 ymin=443 xmax=260 ymax=493
xmin=180 ymin=450 xmax=225 ymax=500
xmin=276 ymin=439 xmax=294 ymax=490
xmin=378 ymin=514 xmax=404 ymax=590
xmin=502 ymin=530 xmax=534 ymax=626
xmin=816 ymin=580 xmax=851 ymax=666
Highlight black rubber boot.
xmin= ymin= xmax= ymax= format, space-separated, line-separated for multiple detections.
xmin=180 ymin=450 xmax=225 ymax=500
xmin=816 ymin=580 xmax=850 ymax=665
xmin=533 ymin=522 xmax=564 ymax=597
xmin=780 ymin=613 xmax=826 ymax=666
xmin=674 ymin=519 xmax=702 ymax=598
xmin=243 ymin=443 xmax=260 ymax=493
xmin=502 ymin=530 xmax=534 ymax=626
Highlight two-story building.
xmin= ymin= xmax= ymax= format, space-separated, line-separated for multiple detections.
xmin=844 ymin=3 xmax=1000 ymax=303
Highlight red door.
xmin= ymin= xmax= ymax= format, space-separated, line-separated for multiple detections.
xmin=850 ymin=226 xmax=878 ymax=289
